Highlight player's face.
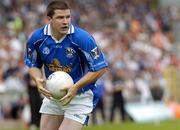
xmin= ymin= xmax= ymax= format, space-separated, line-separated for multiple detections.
xmin=50 ymin=9 xmax=71 ymax=36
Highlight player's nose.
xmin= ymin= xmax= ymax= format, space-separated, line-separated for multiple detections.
xmin=62 ymin=18 xmax=69 ymax=24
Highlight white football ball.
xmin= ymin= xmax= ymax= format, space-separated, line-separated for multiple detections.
xmin=46 ymin=71 xmax=74 ymax=100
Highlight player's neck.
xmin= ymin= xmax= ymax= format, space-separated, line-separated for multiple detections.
xmin=52 ymin=31 xmax=65 ymax=41
xmin=50 ymin=26 xmax=66 ymax=41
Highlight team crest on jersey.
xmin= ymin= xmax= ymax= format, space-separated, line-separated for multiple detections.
xmin=42 ymin=47 xmax=50 ymax=55
xmin=66 ymin=47 xmax=75 ymax=58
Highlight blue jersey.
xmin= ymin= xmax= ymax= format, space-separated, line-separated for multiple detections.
xmin=24 ymin=24 xmax=108 ymax=93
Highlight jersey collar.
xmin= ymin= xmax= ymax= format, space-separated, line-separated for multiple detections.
xmin=44 ymin=24 xmax=75 ymax=36
xmin=44 ymin=24 xmax=74 ymax=43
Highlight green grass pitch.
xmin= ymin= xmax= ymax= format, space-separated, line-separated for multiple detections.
xmin=83 ymin=119 xmax=180 ymax=130
xmin=0 ymin=119 xmax=179 ymax=130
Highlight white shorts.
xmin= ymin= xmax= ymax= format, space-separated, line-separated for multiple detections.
xmin=39 ymin=88 xmax=100 ymax=125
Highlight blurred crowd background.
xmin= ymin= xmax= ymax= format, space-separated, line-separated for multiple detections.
xmin=0 ymin=0 xmax=180 ymax=129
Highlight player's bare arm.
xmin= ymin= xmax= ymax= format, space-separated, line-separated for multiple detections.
xmin=74 ymin=67 xmax=108 ymax=90
xmin=28 ymin=67 xmax=52 ymax=98
xmin=60 ymin=67 xmax=107 ymax=105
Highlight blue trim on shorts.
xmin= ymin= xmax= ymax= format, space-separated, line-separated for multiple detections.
xmin=90 ymin=85 xmax=102 ymax=112
xmin=83 ymin=115 xmax=89 ymax=125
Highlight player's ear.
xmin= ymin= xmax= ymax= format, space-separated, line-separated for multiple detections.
xmin=47 ymin=16 xmax=52 ymax=21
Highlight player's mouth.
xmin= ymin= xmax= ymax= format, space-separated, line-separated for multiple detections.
xmin=61 ymin=26 xmax=69 ymax=31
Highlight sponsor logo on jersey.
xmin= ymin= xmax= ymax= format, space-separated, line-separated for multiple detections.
xmin=47 ymin=58 xmax=72 ymax=72
xmin=27 ymin=46 xmax=37 ymax=63
xmin=27 ymin=47 xmax=32 ymax=58
xmin=90 ymin=47 xmax=100 ymax=60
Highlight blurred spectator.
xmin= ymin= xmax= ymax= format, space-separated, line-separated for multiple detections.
xmin=24 ymin=73 xmax=42 ymax=129
xmin=4 ymin=67 xmax=25 ymax=93
xmin=109 ymin=68 xmax=127 ymax=122
xmin=0 ymin=64 xmax=5 ymax=93
xmin=2 ymin=95 xmax=27 ymax=119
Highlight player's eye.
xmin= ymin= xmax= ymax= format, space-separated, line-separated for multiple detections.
xmin=57 ymin=16 xmax=64 ymax=19
xmin=66 ymin=15 xmax=71 ymax=19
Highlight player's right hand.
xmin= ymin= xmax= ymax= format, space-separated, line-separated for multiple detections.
xmin=35 ymin=78 xmax=52 ymax=98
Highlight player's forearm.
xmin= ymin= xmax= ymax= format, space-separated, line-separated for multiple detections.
xmin=74 ymin=67 xmax=107 ymax=90
xmin=28 ymin=67 xmax=43 ymax=82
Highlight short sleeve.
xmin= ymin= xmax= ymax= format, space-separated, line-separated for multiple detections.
xmin=77 ymin=33 xmax=108 ymax=71
xmin=24 ymin=34 xmax=43 ymax=68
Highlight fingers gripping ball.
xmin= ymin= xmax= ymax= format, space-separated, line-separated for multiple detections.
xmin=46 ymin=71 xmax=74 ymax=100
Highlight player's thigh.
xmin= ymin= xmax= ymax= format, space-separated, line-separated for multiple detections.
xmin=58 ymin=117 xmax=83 ymax=130
xmin=40 ymin=114 xmax=64 ymax=130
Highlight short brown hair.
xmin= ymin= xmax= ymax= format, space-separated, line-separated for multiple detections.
xmin=46 ymin=0 xmax=70 ymax=17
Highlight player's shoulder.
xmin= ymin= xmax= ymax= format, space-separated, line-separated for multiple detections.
xmin=73 ymin=25 xmax=92 ymax=39
xmin=30 ymin=26 xmax=46 ymax=40
xmin=27 ymin=25 xmax=47 ymax=45
xmin=72 ymin=25 xmax=94 ymax=45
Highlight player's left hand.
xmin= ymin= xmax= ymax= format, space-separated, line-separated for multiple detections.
xmin=59 ymin=86 xmax=78 ymax=106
